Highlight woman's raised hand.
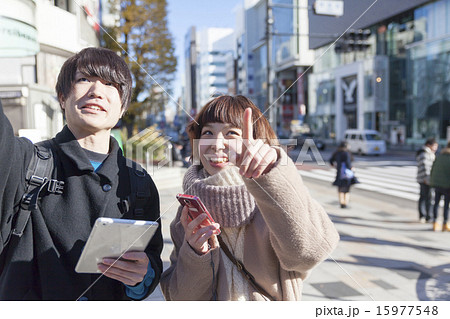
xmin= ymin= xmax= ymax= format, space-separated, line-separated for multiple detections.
xmin=239 ymin=108 xmax=278 ymax=178
xmin=180 ymin=206 xmax=220 ymax=255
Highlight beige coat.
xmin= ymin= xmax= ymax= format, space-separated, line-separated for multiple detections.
xmin=160 ymin=150 xmax=340 ymax=300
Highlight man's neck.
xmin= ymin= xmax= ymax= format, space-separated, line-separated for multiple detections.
xmin=67 ymin=125 xmax=111 ymax=154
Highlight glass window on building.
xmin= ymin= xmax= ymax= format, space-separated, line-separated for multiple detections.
xmin=253 ymin=45 xmax=268 ymax=111
xmin=272 ymin=0 xmax=292 ymax=4
xmin=54 ymin=0 xmax=70 ymax=12
xmin=364 ymin=75 xmax=373 ymax=98
xmin=316 ymin=80 xmax=334 ymax=106
xmin=364 ymin=112 xmax=373 ymax=130
xmin=407 ymin=42 xmax=450 ymax=141
xmin=272 ymin=4 xmax=295 ymax=65
xmin=414 ymin=0 xmax=450 ymax=41
xmin=385 ymin=14 xmax=415 ymax=57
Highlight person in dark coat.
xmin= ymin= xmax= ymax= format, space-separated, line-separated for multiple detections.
xmin=430 ymin=141 xmax=450 ymax=231
xmin=0 ymin=48 xmax=163 ymax=300
xmin=329 ymin=141 xmax=358 ymax=208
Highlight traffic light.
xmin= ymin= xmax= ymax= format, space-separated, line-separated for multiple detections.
xmin=355 ymin=29 xmax=371 ymax=51
xmin=334 ymin=29 xmax=371 ymax=53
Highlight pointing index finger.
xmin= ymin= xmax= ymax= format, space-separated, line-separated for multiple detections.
xmin=242 ymin=108 xmax=253 ymax=141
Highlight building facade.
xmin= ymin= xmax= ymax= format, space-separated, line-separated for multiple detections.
xmin=183 ymin=27 xmax=235 ymax=113
xmin=238 ymin=0 xmax=314 ymax=135
xmin=183 ymin=26 xmax=198 ymax=116
xmin=307 ymin=0 xmax=449 ymax=146
xmin=197 ymin=28 xmax=235 ymax=107
xmin=0 ymin=0 xmax=100 ymax=141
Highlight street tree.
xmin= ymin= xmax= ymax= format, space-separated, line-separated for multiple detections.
xmin=102 ymin=0 xmax=177 ymax=131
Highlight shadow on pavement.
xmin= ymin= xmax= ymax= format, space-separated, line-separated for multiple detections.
xmin=328 ymin=214 xmax=436 ymax=232
xmin=327 ymin=256 xmax=450 ymax=301
xmin=338 ymin=233 xmax=449 ymax=254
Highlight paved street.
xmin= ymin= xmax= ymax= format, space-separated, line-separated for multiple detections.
xmin=144 ymin=148 xmax=450 ymax=301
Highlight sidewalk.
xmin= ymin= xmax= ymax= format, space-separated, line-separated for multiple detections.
xmin=300 ymin=176 xmax=450 ymax=301
xmin=145 ymin=165 xmax=450 ymax=301
xmin=145 ymin=166 xmax=186 ymax=301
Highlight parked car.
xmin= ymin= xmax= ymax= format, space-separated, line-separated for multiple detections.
xmin=290 ymin=132 xmax=326 ymax=150
xmin=344 ymin=129 xmax=386 ymax=155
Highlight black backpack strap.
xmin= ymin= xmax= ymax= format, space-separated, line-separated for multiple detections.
xmin=12 ymin=139 xmax=64 ymax=238
xmin=126 ymin=164 xmax=151 ymax=220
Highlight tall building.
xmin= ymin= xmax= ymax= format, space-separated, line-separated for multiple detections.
xmin=184 ymin=27 xmax=235 ymax=114
xmin=238 ymin=0 xmax=314 ymax=135
xmin=197 ymin=28 xmax=235 ymax=107
xmin=184 ymin=26 xmax=198 ymax=116
xmin=0 ymin=0 xmax=100 ymax=141
xmin=307 ymin=0 xmax=449 ymax=146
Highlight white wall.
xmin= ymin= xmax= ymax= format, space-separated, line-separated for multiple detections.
xmin=36 ymin=0 xmax=80 ymax=53
xmin=2 ymin=0 xmax=36 ymax=25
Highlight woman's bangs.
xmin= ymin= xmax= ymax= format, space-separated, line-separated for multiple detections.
xmin=200 ymin=98 xmax=244 ymax=129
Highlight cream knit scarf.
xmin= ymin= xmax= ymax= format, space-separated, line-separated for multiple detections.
xmin=182 ymin=165 xmax=255 ymax=300
xmin=182 ymin=166 xmax=256 ymax=227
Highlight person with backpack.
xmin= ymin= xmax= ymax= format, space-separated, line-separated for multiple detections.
xmin=430 ymin=141 xmax=450 ymax=231
xmin=0 ymin=48 xmax=163 ymax=300
xmin=329 ymin=141 xmax=359 ymax=208
xmin=416 ymin=138 xmax=439 ymax=223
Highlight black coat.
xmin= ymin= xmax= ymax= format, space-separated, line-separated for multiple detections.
xmin=0 ymin=101 xmax=163 ymax=300
xmin=329 ymin=150 xmax=357 ymax=187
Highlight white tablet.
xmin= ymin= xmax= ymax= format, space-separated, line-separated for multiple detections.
xmin=75 ymin=217 xmax=159 ymax=274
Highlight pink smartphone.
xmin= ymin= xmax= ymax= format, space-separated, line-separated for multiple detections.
xmin=176 ymin=193 xmax=220 ymax=234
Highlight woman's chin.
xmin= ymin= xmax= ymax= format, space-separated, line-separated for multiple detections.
xmin=204 ymin=161 xmax=232 ymax=175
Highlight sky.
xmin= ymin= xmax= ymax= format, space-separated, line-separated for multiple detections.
xmin=166 ymin=0 xmax=243 ymax=108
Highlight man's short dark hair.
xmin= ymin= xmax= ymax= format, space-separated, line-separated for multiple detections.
xmin=56 ymin=47 xmax=132 ymax=111
xmin=425 ymin=137 xmax=437 ymax=146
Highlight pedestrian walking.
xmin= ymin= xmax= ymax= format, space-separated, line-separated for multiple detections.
xmin=180 ymin=131 xmax=192 ymax=167
xmin=329 ymin=141 xmax=359 ymax=208
xmin=416 ymin=138 xmax=439 ymax=223
xmin=0 ymin=48 xmax=163 ymax=300
xmin=160 ymin=95 xmax=339 ymax=301
xmin=430 ymin=141 xmax=450 ymax=231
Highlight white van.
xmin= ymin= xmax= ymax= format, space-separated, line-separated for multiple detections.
xmin=344 ymin=129 xmax=386 ymax=155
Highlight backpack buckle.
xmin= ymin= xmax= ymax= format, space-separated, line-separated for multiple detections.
xmin=47 ymin=179 xmax=64 ymax=194
xmin=29 ymin=175 xmax=47 ymax=187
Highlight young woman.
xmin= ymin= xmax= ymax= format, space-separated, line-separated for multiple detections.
xmin=329 ymin=141 xmax=358 ymax=208
xmin=160 ymin=95 xmax=339 ymax=301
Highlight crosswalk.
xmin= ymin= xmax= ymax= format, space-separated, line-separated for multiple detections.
xmin=147 ymin=163 xmax=424 ymax=202
xmin=299 ymin=165 xmax=420 ymax=201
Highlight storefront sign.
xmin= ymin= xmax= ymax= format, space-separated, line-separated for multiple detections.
xmin=314 ymin=0 xmax=344 ymax=17
xmin=0 ymin=16 xmax=39 ymax=57
xmin=342 ymin=75 xmax=357 ymax=114
xmin=0 ymin=91 xmax=22 ymax=99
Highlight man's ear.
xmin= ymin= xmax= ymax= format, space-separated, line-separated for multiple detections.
xmin=59 ymin=95 xmax=65 ymax=109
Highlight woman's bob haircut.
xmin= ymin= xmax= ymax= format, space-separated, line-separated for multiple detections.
xmin=186 ymin=95 xmax=279 ymax=164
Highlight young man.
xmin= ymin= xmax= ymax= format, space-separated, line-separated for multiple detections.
xmin=0 ymin=47 xmax=163 ymax=300
xmin=416 ymin=137 xmax=439 ymax=223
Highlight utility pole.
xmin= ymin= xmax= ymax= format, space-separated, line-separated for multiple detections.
xmin=266 ymin=0 xmax=276 ymax=131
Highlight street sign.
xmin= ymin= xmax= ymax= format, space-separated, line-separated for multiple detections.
xmin=0 ymin=16 xmax=39 ymax=57
xmin=314 ymin=0 xmax=344 ymax=17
